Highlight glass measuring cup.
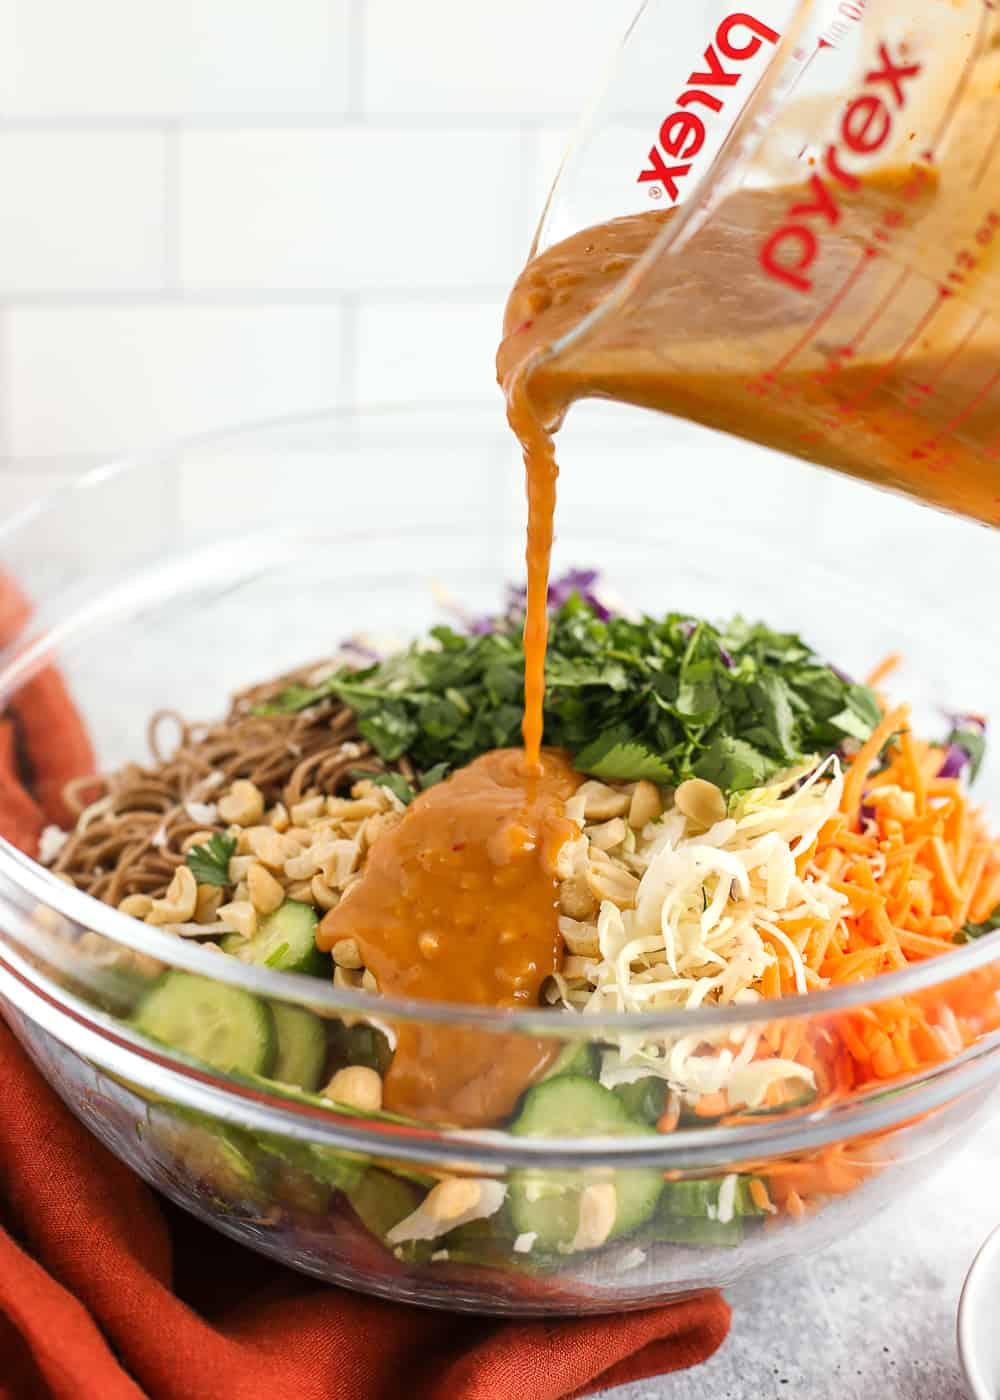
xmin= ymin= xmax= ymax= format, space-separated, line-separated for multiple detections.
xmin=511 ymin=0 xmax=1000 ymax=526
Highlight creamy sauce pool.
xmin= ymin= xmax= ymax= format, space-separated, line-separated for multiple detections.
xmin=318 ymin=748 xmax=579 ymax=1124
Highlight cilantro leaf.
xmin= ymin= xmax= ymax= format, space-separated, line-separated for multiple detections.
xmin=955 ymin=906 xmax=1000 ymax=944
xmin=186 ymin=832 xmax=237 ymax=887
xmin=419 ymin=762 xmax=450 ymax=790
xmin=574 ymin=731 xmax=675 ymax=783
xmin=692 ymin=737 xmax=777 ymax=791
xmin=371 ymin=772 xmax=416 ymax=806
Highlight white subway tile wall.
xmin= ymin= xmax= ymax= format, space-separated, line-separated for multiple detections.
xmin=0 ymin=0 xmax=837 ymax=548
xmin=0 ymin=0 xmax=641 ymax=496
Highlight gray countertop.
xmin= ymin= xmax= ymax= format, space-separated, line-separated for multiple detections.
xmin=599 ymin=1106 xmax=999 ymax=1400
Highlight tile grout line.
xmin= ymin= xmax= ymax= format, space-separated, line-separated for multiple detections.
xmin=0 ymin=113 xmax=583 ymax=133
xmin=0 ymin=455 xmax=107 ymax=473
xmin=162 ymin=122 xmax=181 ymax=290
xmin=337 ymin=292 xmax=361 ymax=414
xmin=346 ymin=0 xmax=369 ymax=118
xmin=0 ymin=287 xmax=509 ymax=308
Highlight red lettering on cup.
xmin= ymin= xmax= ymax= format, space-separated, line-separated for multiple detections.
xmin=637 ymin=11 xmax=781 ymax=200
xmin=716 ymin=12 xmax=781 ymax=60
xmin=660 ymin=110 xmax=706 ymax=161
xmin=760 ymin=226 xmax=818 ymax=292
xmin=841 ymin=93 xmax=891 ymax=154
xmin=759 ymin=39 xmax=922 ymax=291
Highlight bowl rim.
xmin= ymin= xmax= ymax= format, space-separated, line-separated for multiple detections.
xmin=4 ymin=811 xmax=1000 ymax=1037
xmin=4 ymin=943 xmax=999 ymax=1168
xmin=957 ymin=1222 xmax=1000 ymax=1400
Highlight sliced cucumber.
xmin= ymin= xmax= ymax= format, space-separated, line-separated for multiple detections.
xmin=348 ymin=1167 xmax=424 ymax=1234
xmin=254 ymin=1131 xmax=365 ymax=1192
xmin=660 ymin=1175 xmax=767 ymax=1220
xmin=542 ymin=1041 xmax=598 ymax=1081
xmin=508 ymin=1076 xmax=663 ymax=1251
xmin=151 ymin=1110 xmax=264 ymax=1204
xmin=131 ymin=971 xmax=275 ymax=1076
xmin=612 ymin=1077 xmax=670 ymax=1125
xmin=270 ymin=1162 xmax=332 ymax=1216
xmin=270 ymin=1003 xmax=327 ymax=1091
xmin=511 ymin=1074 xmax=638 ymax=1137
xmin=223 ymin=900 xmax=330 ymax=977
xmin=655 ymin=1215 xmax=745 ymax=1247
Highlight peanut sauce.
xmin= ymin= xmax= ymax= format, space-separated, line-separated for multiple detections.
xmin=318 ymin=748 xmax=580 ymax=1124
xmin=499 ymin=178 xmax=1000 ymax=552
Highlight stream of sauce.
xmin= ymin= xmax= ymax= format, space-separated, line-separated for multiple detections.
xmin=317 ymin=748 xmax=579 ymax=1124
xmin=498 ymin=166 xmax=1000 ymax=757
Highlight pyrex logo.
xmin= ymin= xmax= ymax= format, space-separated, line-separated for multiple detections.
xmin=760 ymin=42 xmax=922 ymax=291
xmin=637 ymin=12 xmax=781 ymax=203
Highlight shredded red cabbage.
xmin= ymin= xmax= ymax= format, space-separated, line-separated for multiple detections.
xmin=467 ymin=568 xmax=613 ymax=635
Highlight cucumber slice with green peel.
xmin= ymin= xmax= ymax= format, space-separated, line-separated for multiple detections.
xmin=612 ymin=1077 xmax=670 ymax=1125
xmin=509 ymin=1165 xmax=664 ymax=1252
xmin=511 ymin=1075 xmax=640 ymax=1137
xmin=655 ymin=1215 xmax=745 ymax=1247
xmin=150 ymin=1110 xmax=264 ymax=1204
xmin=541 ymin=1041 xmax=598 ymax=1081
xmin=270 ymin=1003 xmax=327 ymax=1091
xmin=253 ymin=1131 xmax=366 ymax=1192
xmin=270 ymin=1162 xmax=332 ymax=1216
xmin=131 ymin=971 xmax=276 ymax=1076
xmin=223 ymin=900 xmax=330 ymax=977
xmin=508 ymin=1077 xmax=663 ymax=1250
xmin=659 ymin=1175 xmax=768 ymax=1220
xmin=349 ymin=1167 xmax=424 ymax=1234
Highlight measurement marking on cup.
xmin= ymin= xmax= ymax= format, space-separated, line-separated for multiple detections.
xmin=759 ymin=39 xmax=922 ymax=295
xmin=972 ymin=115 xmax=1000 ymax=190
xmin=912 ymin=364 xmax=1000 ymax=460
xmin=763 ymin=250 xmax=874 ymax=381
xmin=902 ymin=309 xmax=987 ymax=409
xmin=782 ymin=39 xmax=829 ymax=104
xmin=842 ymin=266 xmax=911 ymax=357
xmin=842 ymin=295 xmax=943 ymax=415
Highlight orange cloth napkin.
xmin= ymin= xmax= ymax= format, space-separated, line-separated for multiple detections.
xmin=0 ymin=575 xmax=730 ymax=1400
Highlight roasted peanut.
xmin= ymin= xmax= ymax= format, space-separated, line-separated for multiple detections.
xmin=218 ymin=780 xmax=265 ymax=828
xmin=674 ymin=778 xmax=727 ymax=827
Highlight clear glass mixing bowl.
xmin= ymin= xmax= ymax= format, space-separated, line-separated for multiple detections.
xmin=1 ymin=405 xmax=998 ymax=1315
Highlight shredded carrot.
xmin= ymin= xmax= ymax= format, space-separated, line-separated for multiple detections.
xmin=692 ymin=1092 xmax=727 ymax=1118
xmin=676 ymin=679 xmax=1000 ymax=1228
xmin=749 ymin=1179 xmax=773 ymax=1213
xmin=785 ymin=1190 xmax=806 ymax=1220
xmin=866 ymin=653 xmax=902 ymax=688
xmin=841 ymin=705 xmax=910 ymax=831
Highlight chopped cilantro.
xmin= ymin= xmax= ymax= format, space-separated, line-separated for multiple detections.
xmin=955 ymin=907 xmax=1000 ymax=944
xmin=574 ymin=731 xmax=674 ymax=784
xmin=261 ymin=599 xmax=884 ymax=793
xmin=370 ymin=772 xmax=416 ymax=806
xmin=186 ymin=832 xmax=237 ymax=887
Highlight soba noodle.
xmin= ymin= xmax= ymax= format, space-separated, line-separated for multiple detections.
xmin=53 ymin=663 xmax=407 ymax=905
